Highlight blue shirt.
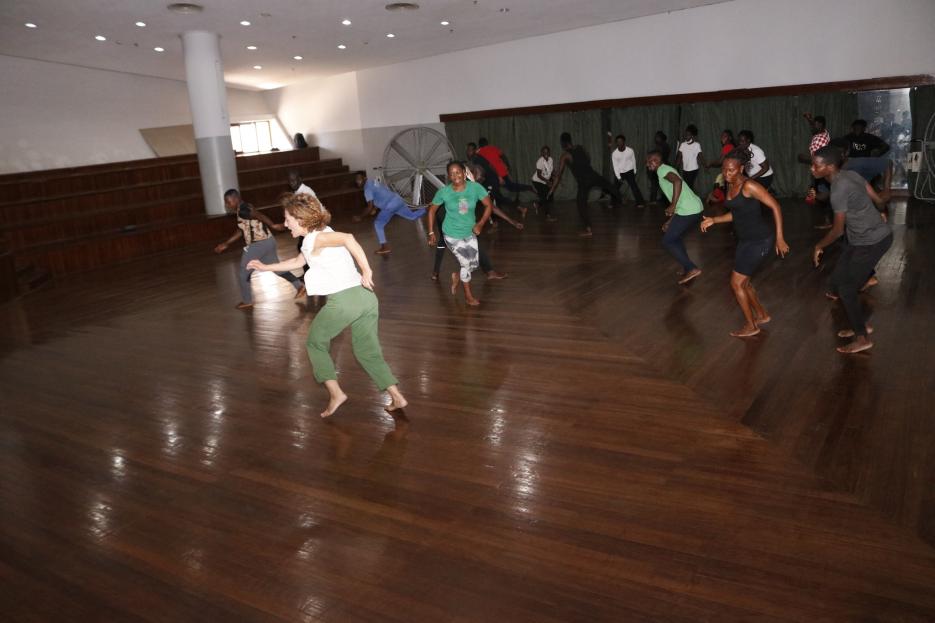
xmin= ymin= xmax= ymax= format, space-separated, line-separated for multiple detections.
xmin=364 ymin=179 xmax=405 ymax=210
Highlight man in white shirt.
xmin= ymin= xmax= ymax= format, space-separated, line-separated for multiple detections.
xmin=675 ymin=124 xmax=704 ymax=193
xmin=737 ymin=130 xmax=774 ymax=190
xmin=531 ymin=145 xmax=556 ymax=220
xmin=288 ymin=170 xmax=317 ymax=198
xmin=606 ymin=132 xmax=645 ymax=207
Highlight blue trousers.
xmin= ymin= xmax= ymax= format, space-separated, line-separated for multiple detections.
xmin=662 ymin=212 xmax=702 ymax=272
xmin=374 ymin=200 xmax=425 ymax=244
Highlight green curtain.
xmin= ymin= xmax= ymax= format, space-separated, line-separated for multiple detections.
xmin=446 ymin=110 xmax=602 ymax=201
xmin=444 ymin=91 xmax=859 ymax=199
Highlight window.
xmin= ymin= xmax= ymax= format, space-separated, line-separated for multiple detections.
xmin=230 ymin=120 xmax=273 ymax=154
xmin=857 ymin=89 xmax=912 ymax=189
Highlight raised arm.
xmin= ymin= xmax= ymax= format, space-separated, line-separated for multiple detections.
xmin=246 ymin=253 xmax=306 ymax=273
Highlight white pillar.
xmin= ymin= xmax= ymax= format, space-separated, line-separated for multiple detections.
xmin=182 ymin=30 xmax=238 ymax=216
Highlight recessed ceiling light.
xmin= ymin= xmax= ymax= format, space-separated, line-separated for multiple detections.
xmin=293 ymin=55 xmax=303 ymax=60
xmin=95 ymin=35 xmax=107 ymax=41
xmin=240 ymin=20 xmax=251 ymax=26
xmin=341 ymin=19 xmax=352 ymax=26
xmin=337 ymin=44 xmax=346 ymax=49
xmin=154 ymin=47 xmax=165 ymax=52
xmin=253 ymin=65 xmax=262 ymax=70
xmin=385 ymin=2 xmax=420 ymax=10
xmin=246 ymin=45 xmax=257 ymax=50
xmin=167 ymin=3 xmax=203 ymax=14
xmin=386 ymin=33 xmax=395 ymax=38
xmin=25 ymin=22 xmax=37 ymax=28
xmin=135 ymin=21 xmax=146 ymax=27
xmin=440 ymin=20 xmax=449 ymax=25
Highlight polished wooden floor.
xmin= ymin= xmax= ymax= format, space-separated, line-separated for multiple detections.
xmin=2 ymin=197 xmax=935 ymax=622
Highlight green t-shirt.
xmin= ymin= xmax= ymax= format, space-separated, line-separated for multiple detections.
xmin=431 ymin=181 xmax=488 ymax=239
xmin=656 ymin=164 xmax=703 ymax=216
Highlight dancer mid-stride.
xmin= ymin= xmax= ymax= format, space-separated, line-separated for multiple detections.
xmin=811 ymin=145 xmax=892 ymax=354
xmin=701 ymin=149 xmax=790 ymax=338
xmin=247 ymin=193 xmax=408 ymax=418
xmin=646 ymin=150 xmax=705 ymax=285
xmin=426 ymin=161 xmax=494 ymax=306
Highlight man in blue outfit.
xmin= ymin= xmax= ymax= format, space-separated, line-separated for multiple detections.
xmin=354 ymin=172 xmax=426 ymax=255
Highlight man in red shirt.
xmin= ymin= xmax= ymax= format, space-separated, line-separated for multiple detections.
xmin=476 ymin=137 xmax=535 ymax=206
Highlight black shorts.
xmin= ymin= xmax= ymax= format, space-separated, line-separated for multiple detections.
xmin=734 ymin=237 xmax=774 ymax=276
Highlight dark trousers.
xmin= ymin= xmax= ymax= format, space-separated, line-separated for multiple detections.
xmin=829 ymin=233 xmax=893 ymax=336
xmin=485 ymin=175 xmax=512 ymax=208
xmin=614 ymin=170 xmax=645 ymax=204
xmin=662 ymin=212 xmax=702 ymax=272
xmin=433 ymin=209 xmax=493 ymax=274
xmin=532 ymin=181 xmax=553 ymax=216
xmin=576 ymin=171 xmax=620 ymax=228
xmin=681 ymin=169 xmax=699 ymax=193
xmin=647 ymin=167 xmax=661 ymax=202
xmin=502 ymin=175 xmax=534 ymax=195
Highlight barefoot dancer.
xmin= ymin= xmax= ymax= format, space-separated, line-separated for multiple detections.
xmin=700 ymin=149 xmax=790 ymax=338
xmin=646 ymin=150 xmax=704 ymax=285
xmin=352 ymin=172 xmax=426 ymax=255
xmin=811 ymin=146 xmax=892 ymax=354
xmin=426 ymin=162 xmax=494 ymax=306
xmin=247 ymin=194 xmax=407 ymax=417
xmin=214 ymin=188 xmax=305 ymax=309
xmin=548 ymin=132 xmax=621 ymax=237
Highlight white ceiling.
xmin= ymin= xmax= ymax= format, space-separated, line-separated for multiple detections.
xmin=0 ymin=0 xmax=731 ymax=90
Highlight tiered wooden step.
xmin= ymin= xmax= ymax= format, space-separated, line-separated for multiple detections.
xmin=0 ymin=149 xmax=365 ymax=293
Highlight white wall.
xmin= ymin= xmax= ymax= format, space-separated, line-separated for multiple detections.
xmin=268 ymin=0 xmax=934 ymax=157
xmin=0 ymin=55 xmax=275 ymax=173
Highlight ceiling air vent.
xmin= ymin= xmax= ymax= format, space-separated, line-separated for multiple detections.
xmin=167 ymin=3 xmax=204 ymax=14
xmin=385 ymin=2 xmax=420 ymax=10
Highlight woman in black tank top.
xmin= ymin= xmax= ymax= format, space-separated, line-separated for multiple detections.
xmin=700 ymin=149 xmax=790 ymax=338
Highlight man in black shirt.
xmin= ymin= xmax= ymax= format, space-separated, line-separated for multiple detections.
xmin=831 ymin=119 xmax=889 ymax=158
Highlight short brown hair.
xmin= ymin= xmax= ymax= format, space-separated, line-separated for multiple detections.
xmin=281 ymin=192 xmax=331 ymax=230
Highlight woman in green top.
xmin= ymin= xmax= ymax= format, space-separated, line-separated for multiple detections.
xmin=646 ymin=150 xmax=705 ymax=285
xmin=427 ymin=161 xmax=494 ymax=306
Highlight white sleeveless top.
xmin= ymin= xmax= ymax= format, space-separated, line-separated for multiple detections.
xmin=301 ymin=227 xmax=361 ymax=295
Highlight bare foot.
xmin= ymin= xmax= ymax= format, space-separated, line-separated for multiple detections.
xmin=321 ymin=392 xmax=348 ymax=418
xmin=385 ymin=397 xmax=408 ymax=412
xmin=375 ymin=245 xmax=391 ymax=255
xmin=837 ymin=338 xmax=873 ymax=354
xmin=678 ymin=268 xmax=702 ymax=285
xmin=486 ymin=271 xmax=508 ymax=280
xmin=837 ymin=325 xmax=873 ymax=338
xmin=860 ymin=276 xmax=879 ymax=291
xmin=431 ymin=272 xmax=439 ymax=281
xmin=235 ymin=302 xmax=254 ymax=310
xmin=755 ymin=314 xmax=771 ymax=325
xmin=450 ymin=272 xmax=459 ymax=295
xmin=465 ymin=297 xmax=481 ymax=306
xmin=730 ymin=325 xmax=761 ymax=338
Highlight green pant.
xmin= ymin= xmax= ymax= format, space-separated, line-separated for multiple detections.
xmin=306 ymin=286 xmax=398 ymax=391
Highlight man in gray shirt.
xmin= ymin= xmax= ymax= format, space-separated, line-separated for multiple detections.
xmin=811 ymin=146 xmax=892 ymax=354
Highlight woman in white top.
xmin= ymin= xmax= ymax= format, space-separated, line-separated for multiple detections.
xmin=531 ymin=145 xmax=556 ymax=220
xmin=675 ymin=124 xmax=704 ymax=193
xmin=248 ymin=194 xmax=407 ymax=418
